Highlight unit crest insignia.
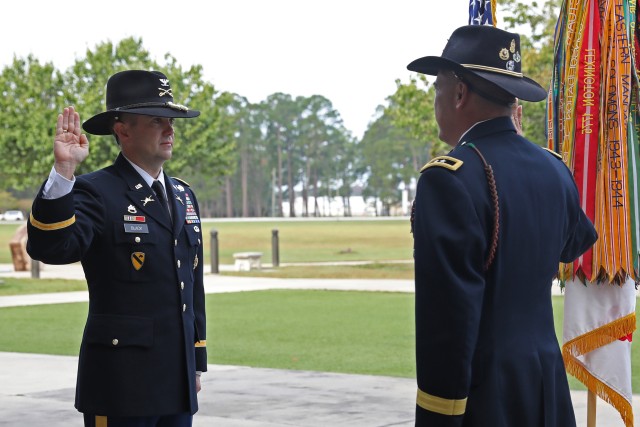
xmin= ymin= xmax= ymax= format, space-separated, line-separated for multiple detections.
xmin=131 ymin=252 xmax=145 ymax=270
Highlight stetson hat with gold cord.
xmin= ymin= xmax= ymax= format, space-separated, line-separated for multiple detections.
xmin=407 ymin=25 xmax=546 ymax=102
xmin=82 ymin=70 xmax=200 ymax=136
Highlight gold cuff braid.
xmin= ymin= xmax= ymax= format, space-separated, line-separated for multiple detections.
xmin=417 ymin=388 xmax=467 ymax=416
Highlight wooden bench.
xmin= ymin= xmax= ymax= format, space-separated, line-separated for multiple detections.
xmin=233 ymin=252 xmax=263 ymax=271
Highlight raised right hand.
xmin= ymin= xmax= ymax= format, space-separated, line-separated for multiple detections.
xmin=53 ymin=106 xmax=89 ymax=179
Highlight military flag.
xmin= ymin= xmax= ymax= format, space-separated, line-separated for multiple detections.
xmin=548 ymin=0 xmax=638 ymax=425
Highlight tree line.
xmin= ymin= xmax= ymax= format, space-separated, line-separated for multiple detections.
xmin=0 ymin=0 xmax=556 ymax=217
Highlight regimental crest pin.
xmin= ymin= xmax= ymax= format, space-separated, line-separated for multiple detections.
xmin=135 ymin=183 xmax=143 ymax=190
xmin=131 ymin=252 xmax=145 ymax=270
xmin=499 ymin=48 xmax=509 ymax=61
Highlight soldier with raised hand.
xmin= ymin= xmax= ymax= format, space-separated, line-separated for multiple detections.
xmin=27 ymin=70 xmax=207 ymax=427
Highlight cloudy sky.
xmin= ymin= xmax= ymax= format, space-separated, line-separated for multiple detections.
xmin=2 ymin=1 xmax=529 ymax=139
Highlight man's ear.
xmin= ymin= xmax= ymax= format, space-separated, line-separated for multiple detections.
xmin=113 ymin=120 xmax=128 ymax=139
xmin=455 ymin=81 xmax=469 ymax=107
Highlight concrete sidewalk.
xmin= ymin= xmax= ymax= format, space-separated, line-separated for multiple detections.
xmin=0 ymin=352 xmax=634 ymax=427
xmin=0 ymin=263 xmax=635 ymax=426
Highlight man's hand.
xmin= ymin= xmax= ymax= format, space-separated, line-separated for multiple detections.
xmin=54 ymin=106 xmax=89 ymax=180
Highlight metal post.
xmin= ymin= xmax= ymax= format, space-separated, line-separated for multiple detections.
xmin=271 ymin=229 xmax=280 ymax=267
xmin=31 ymin=259 xmax=40 ymax=279
xmin=210 ymin=229 xmax=219 ymax=274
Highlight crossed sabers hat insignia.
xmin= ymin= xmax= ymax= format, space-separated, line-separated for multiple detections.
xmin=158 ymin=87 xmax=173 ymax=97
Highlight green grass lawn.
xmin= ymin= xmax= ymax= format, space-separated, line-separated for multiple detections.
xmin=222 ymin=262 xmax=414 ymax=279
xmin=204 ymin=220 xmax=414 ymax=264
xmin=0 ymin=277 xmax=87 ymax=296
xmin=0 ymin=291 xmax=638 ymax=391
xmin=0 ymin=220 xmax=414 ymax=266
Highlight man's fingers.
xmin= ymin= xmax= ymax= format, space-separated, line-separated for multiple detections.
xmin=56 ymin=114 xmax=64 ymax=135
xmin=73 ymin=111 xmax=81 ymax=134
xmin=61 ymin=107 xmax=70 ymax=132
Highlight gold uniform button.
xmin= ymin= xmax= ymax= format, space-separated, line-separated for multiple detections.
xmin=198 ymin=238 xmax=201 ymax=245
xmin=112 ymin=339 xmax=119 ymax=346
xmin=135 ymin=237 xmax=141 ymax=243
xmin=174 ymin=239 xmax=178 ymax=246
xmin=177 ymin=260 xmax=181 ymax=268
xmin=180 ymin=282 xmax=185 ymax=290
xmin=183 ymin=304 xmax=186 ymax=312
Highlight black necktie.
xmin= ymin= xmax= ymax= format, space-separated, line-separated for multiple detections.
xmin=151 ymin=180 xmax=171 ymax=218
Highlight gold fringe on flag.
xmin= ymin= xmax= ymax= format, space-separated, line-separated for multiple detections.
xmin=563 ymin=313 xmax=636 ymax=427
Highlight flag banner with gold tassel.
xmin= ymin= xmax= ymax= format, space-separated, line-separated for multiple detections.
xmin=548 ymin=0 xmax=638 ymax=425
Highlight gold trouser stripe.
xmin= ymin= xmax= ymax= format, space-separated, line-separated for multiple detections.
xmin=29 ymin=212 xmax=76 ymax=231
xmin=416 ymin=388 xmax=467 ymax=416
xmin=195 ymin=340 xmax=207 ymax=347
xmin=95 ymin=415 xmax=107 ymax=427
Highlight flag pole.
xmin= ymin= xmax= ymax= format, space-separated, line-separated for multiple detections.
xmin=587 ymin=390 xmax=596 ymax=427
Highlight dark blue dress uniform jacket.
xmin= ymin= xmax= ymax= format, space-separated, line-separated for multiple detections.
xmin=26 ymin=154 xmax=207 ymax=417
xmin=413 ymin=117 xmax=597 ymax=427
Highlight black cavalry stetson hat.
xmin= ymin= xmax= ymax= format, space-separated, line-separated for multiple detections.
xmin=82 ymin=70 xmax=200 ymax=135
xmin=407 ymin=25 xmax=547 ymax=102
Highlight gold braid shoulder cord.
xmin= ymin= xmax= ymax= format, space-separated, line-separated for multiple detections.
xmin=410 ymin=143 xmax=499 ymax=271
xmin=466 ymin=143 xmax=499 ymax=271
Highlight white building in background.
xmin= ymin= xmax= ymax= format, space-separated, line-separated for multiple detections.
xmin=281 ymin=195 xmax=411 ymax=217
xmin=280 ymin=180 xmax=415 ymax=217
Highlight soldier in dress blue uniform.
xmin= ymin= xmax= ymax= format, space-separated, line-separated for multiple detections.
xmin=27 ymin=70 xmax=207 ymax=427
xmin=407 ymin=26 xmax=597 ymax=426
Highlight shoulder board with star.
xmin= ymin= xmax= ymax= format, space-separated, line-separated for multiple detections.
xmin=420 ymin=156 xmax=464 ymax=173
xmin=171 ymin=177 xmax=191 ymax=187
xmin=542 ymin=147 xmax=563 ymax=161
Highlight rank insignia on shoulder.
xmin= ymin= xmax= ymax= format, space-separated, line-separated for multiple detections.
xmin=172 ymin=177 xmax=190 ymax=188
xmin=542 ymin=147 xmax=563 ymax=160
xmin=420 ymin=156 xmax=464 ymax=173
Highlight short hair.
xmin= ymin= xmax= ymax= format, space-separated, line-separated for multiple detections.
xmin=110 ymin=113 xmax=138 ymax=145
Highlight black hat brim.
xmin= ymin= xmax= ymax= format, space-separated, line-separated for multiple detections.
xmin=407 ymin=56 xmax=547 ymax=102
xmin=82 ymin=107 xmax=200 ymax=136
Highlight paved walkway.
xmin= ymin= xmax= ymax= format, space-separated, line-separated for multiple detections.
xmin=0 ymin=264 xmax=635 ymax=426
